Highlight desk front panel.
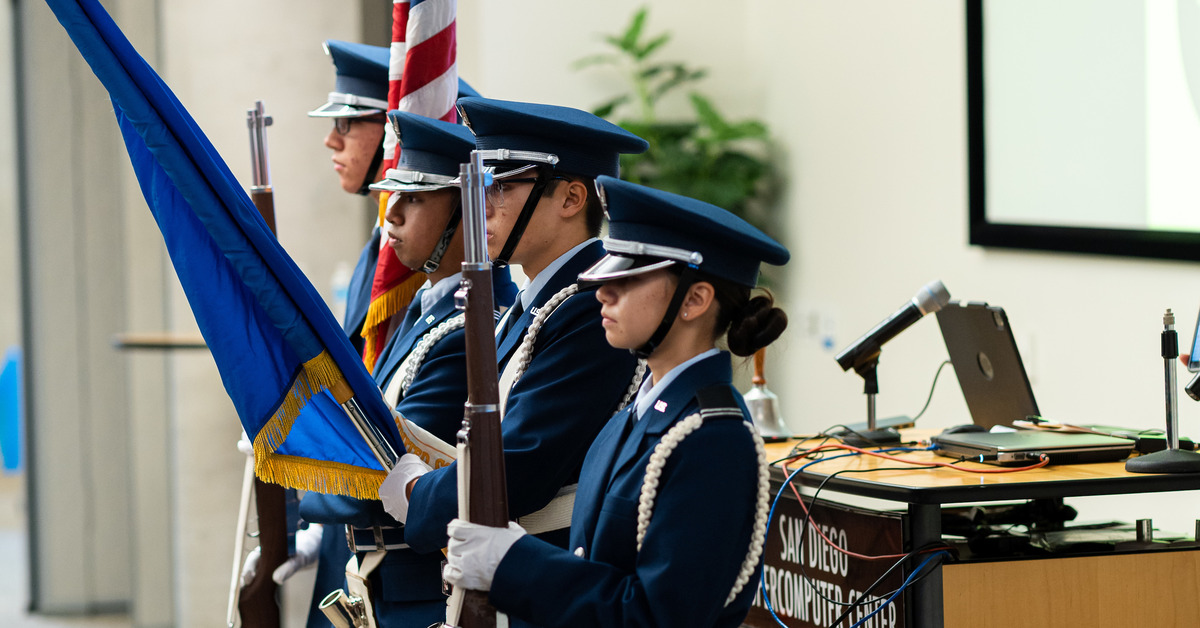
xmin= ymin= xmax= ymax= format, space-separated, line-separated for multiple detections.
xmin=943 ymin=550 xmax=1200 ymax=627
xmin=744 ymin=482 xmax=908 ymax=628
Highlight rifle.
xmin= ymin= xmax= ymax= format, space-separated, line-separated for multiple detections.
xmin=445 ymin=151 xmax=510 ymax=628
xmin=232 ymin=100 xmax=288 ymax=628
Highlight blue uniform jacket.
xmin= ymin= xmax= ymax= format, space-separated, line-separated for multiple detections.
xmin=488 ymin=352 xmax=763 ymax=628
xmin=404 ymin=240 xmax=640 ymax=553
xmin=302 ymin=267 xmax=516 ymax=625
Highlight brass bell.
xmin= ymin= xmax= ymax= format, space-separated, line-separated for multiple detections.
xmin=745 ymin=348 xmax=790 ymax=442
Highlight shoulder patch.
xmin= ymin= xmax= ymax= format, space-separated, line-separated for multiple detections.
xmin=694 ymin=384 xmax=743 ymax=420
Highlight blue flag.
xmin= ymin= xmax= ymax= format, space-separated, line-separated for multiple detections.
xmin=44 ymin=0 xmax=405 ymax=499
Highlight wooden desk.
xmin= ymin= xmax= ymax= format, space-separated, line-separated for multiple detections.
xmin=757 ymin=433 xmax=1200 ymax=628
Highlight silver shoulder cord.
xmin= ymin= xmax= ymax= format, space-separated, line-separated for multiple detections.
xmin=635 ymin=412 xmax=769 ymax=606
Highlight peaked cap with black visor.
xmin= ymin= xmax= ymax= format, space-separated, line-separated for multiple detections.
xmin=455 ymin=97 xmax=649 ymax=266
xmin=369 ymin=112 xmax=475 ymax=273
xmin=310 ymin=40 xmax=483 ymax=196
xmin=579 ymin=176 xmax=790 ymax=358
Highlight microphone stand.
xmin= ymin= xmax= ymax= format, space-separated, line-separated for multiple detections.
xmin=1127 ymin=308 xmax=1200 ymax=473
xmin=844 ymin=355 xmax=902 ymax=447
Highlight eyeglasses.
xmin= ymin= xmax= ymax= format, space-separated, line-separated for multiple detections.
xmin=485 ymin=177 xmax=538 ymax=208
xmin=332 ymin=115 xmax=385 ymax=137
xmin=485 ymin=175 xmax=572 ymax=208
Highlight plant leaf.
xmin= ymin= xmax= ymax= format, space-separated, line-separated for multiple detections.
xmin=620 ymin=7 xmax=649 ymax=52
xmin=592 ymin=95 xmax=630 ymax=119
xmin=635 ymin=33 xmax=671 ymax=61
xmin=571 ymin=53 xmax=620 ymax=71
xmin=649 ymin=66 xmax=705 ymax=102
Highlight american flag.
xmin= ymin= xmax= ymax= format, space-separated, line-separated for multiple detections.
xmin=361 ymin=0 xmax=459 ymax=372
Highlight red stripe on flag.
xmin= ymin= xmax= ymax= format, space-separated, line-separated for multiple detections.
xmin=399 ymin=24 xmax=456 ymax=105
xmin=386 ymin=0 xmax=410 ymax=172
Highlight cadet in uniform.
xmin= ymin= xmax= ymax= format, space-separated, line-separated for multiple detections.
xmin=300 ymin=111 xmax=516 ymax=628
xmin=378 ymin=99 xmax=650 ymax=578
xmin=443 ymin=176 xmax=789 ymax=628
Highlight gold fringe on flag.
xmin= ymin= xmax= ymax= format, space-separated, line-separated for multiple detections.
xmin=256 ymin=452 xmax=386 ymax=501
xmin=360 ymin=274 xmax=425 ymax=370
xmin=251 ymin=350 xmax=387 ymax=500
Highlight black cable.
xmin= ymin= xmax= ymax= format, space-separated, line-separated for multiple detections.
xmin=830 ymin=542 xmax=951 ymax=628
xmin=791 ymin=463 xmax=951 ymax=610
xmin=910 ymin=359 xmax=952 ymax=422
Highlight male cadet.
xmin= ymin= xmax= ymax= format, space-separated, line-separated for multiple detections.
xmin=378 ymin=99 xmax=651 ymax=590
xmin=299 ymin=111 xmax=517 ymax=628
xmin=307 ymin=39 xmax=395 ymax=350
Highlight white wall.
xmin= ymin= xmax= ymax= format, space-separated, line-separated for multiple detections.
xmin=0 ymin=0 xmax=17 ymax=355
xmin=459 ymin=0 xmax=1200 ymax=532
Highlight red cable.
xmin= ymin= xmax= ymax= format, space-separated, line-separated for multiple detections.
xmin=777 ymin=442 xmax=1049 ymax=561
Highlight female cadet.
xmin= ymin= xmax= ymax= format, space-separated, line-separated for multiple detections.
xmin=443 ymin=176 xmax=790 ymax=628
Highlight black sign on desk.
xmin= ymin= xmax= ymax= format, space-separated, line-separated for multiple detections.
xmin=744 ymin=493 xmax=907 ymax=628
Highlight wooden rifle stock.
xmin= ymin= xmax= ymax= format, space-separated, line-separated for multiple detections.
xmin=238 ymin=479 xmax=286 ymax=628
xmin=452 ymin=151 xmax=509 ymax=628
xmin=251 ymin=190 xmax=275 ymax=233
xmin=236 ymin=100 xmax=285 ymax=628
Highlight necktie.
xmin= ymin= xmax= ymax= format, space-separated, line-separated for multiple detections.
xmin=398 ymin=288 xmax=426 ymax=332
xmin=498 ymin=294 xmax=525 ymax=339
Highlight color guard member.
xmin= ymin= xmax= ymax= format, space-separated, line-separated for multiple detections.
xmin=444 ymin=176 xmax=789 ymax=628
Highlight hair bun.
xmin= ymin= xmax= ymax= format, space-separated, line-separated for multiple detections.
xmin=726 ymin=295 xmax=788 ymax=357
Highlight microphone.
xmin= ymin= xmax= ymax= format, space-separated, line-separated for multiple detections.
xmin=1186 ymin=371 xmax=1200 ymax=402
xmin=835 ymin=280 xmax=951 ymax=372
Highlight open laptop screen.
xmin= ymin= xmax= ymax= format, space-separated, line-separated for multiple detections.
xmin=936 ymin=301 xmax=1038 ymax=430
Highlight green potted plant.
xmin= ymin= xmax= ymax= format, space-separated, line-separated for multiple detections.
xmin=574 ymin=6 xmax=778 ymax=233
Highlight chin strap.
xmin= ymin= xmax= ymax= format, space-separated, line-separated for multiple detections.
xmin=493 ymin=168 xmax=553 ymax=267
xmin=420 ymin=203 xmax=462 ymax=273
xmin=355 ymin=143 xmax=386 ymax=196
xmin=632 ymin=265 xmax=698 ymax=360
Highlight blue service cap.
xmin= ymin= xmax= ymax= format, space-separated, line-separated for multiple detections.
xmin=580 ymin=176 xmax=789 ymax=288
xmin=370 ymin=111 xmax=476 ymax=193
xmin=310 ymin=40 xmax=390 ymax=117
xmin=456 ymin=97 xmax=648 ymax=179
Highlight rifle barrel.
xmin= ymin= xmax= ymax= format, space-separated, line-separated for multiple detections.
xmin=452 ymin=151 xmax=509 ymax=628
xmin=236 ymin=100 xmax=284 ymax=628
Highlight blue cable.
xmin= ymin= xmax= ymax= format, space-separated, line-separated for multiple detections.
xmin=758 ymin=444 xmax=940 ymax=627
xmin=849 ymin=550 xmax=950 ymax=628
xmin=759 ymin=450 xmax=870 ymax=627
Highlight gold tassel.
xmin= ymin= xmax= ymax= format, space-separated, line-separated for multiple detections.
xmin=251 ymin=351 xmax=388 ymax=498
xmin=255 ymin=451 xmax=385 ymax=500
xmin=377 ymin=191 xmax=389 ymax=228
xmin=359 ymin=272 xmax=426 ymax=371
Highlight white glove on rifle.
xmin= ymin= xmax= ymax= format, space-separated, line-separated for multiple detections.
xmin=443 ymin=519 xmax=526 ymax=591
xmin=379 ymin=453 xmax=432 ymax=524
xmin=240 ymin=523 xmax=324 ymax=586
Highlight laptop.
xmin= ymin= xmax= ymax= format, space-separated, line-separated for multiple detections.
xmin=931 ymin=301 xmax=1133 ymax=466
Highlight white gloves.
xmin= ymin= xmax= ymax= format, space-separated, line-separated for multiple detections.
xmin=379 ymin=453 xmax=433 ymax=523
xmin=443 ymin=519 xmax=526 ymax=591
xmin=240 ymin=523 xmax=324 ymax=586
